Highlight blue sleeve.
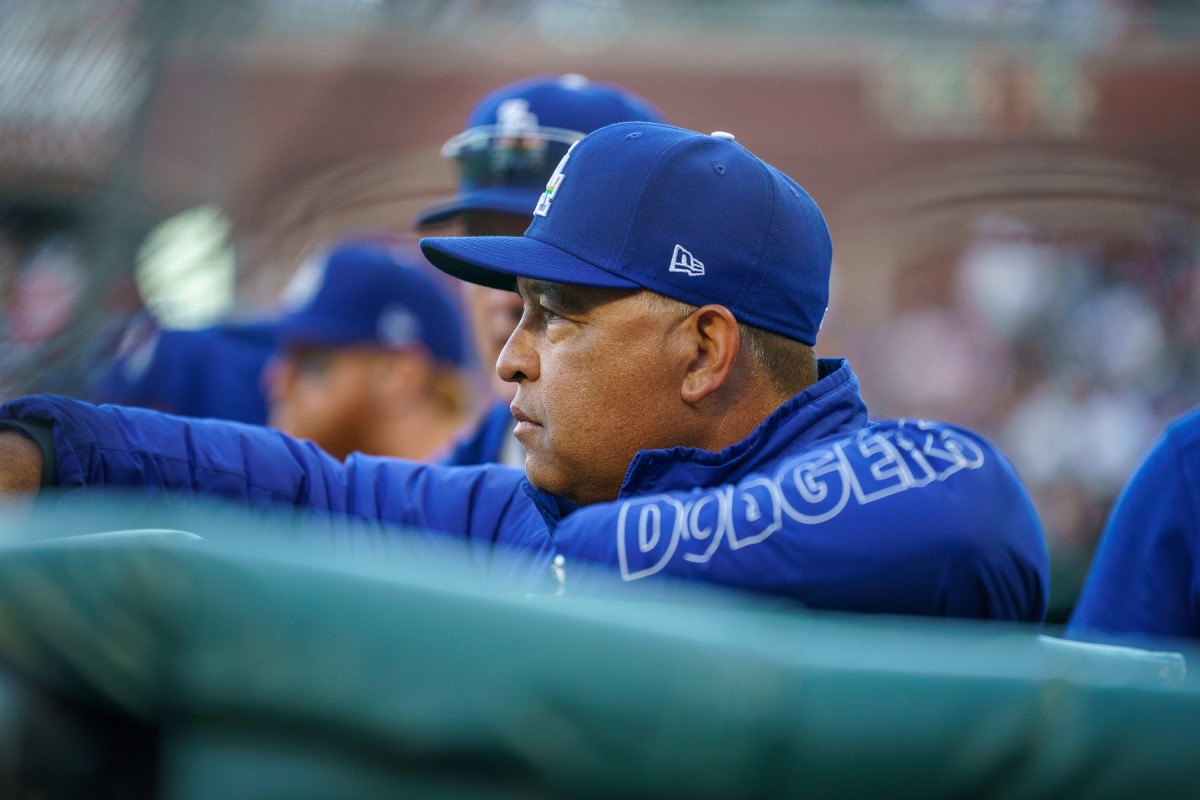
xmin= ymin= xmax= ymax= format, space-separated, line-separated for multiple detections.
xmin=1067 ymin=410 xmax=1200 ymax=643
xmin=0 ymin=395 xmax=555 ymax=590
xmin=551 ymin=420 xmax=1049 ymax=622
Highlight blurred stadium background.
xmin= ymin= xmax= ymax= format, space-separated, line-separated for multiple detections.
xmin=2 ymin=0 xmax=1199 ymax=625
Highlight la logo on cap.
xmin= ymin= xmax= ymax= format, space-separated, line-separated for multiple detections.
xmin=495 ymin=98 xmax=538 ymax=139
xmin=533 ymin=141 xmax=577 ymax=217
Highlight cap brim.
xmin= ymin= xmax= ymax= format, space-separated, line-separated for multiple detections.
xmin=420 ymin=235 xmax=641 ymax=293
xmin=415 ymin=187 xmax=545 ymax=228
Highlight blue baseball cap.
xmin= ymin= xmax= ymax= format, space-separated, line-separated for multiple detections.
xmin=415 ymin=74 xmax=664 ymax=228
xmin=276 ymin=241 xmax=468 ymax=366
xmin=419 ymin=123 xmax=832 ymax=346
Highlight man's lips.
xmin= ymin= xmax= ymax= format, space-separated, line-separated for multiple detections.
xmin=510 ymin=405 xmax=542 ymax=434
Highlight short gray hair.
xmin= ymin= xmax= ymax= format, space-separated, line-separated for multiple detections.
xmin=638 ymin=292 xmax=817 ymax=397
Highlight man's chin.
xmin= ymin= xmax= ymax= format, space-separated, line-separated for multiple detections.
xmin=524 ymin=465 xmax=618 ymax=508
xmin=522 ymin=459 xmax=575 ymax=504
xmin=522 ymin=458 xmax=554 ymax=492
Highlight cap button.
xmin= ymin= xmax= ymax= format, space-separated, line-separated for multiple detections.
xmin=710 ymin=131 xmax=736 ymax=140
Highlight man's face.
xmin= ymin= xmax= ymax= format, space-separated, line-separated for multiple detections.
xmin=264 ymin=345 xmax=379 ymax=460
xmin=498 ymin=278 xmax=694 ymax=506
xmin=462 ymin=211 xmax=529 ymax=401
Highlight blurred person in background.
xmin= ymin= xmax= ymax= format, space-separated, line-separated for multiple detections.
xmin=92 ymin=315 xmax=276 ymax=425
xmin=264 ymin=239 xmax=472 ymax=462
xmin=1 ymin=235 xmax=93 ymax=399
xmin=416 ymin=73 xmax=665 ymax=467
xmin=1066 ymin=405 xmax=1200 ymax=645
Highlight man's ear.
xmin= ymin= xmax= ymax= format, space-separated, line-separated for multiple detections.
xmin=681 ymin=304 xmax=741 ymax=405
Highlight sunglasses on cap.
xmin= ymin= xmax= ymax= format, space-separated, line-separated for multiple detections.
xmin=441 ymin=125 xmax=585 ymax=189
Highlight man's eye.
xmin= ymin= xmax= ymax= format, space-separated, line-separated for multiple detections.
xmin=530 ymin=301 xmax=562 ymax=323
xmin=292 ymin=349 xmax=334 ymax=376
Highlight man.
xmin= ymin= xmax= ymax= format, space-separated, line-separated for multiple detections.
xmin=417 ymin=74 xmax=665 ymax=467
xmin=1067 ymin=407 xmax=1200 ymax=644
xmin=0 ymin=122 xmax=1048 ymax=620
xmin=263 ymin=239 xmax=472 ymax=462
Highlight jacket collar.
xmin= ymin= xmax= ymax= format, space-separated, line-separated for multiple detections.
xmin=524 ymin=358 xmax=868 ymax=527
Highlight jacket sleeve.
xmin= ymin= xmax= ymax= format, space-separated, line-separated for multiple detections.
xmin=551 ymin=419 xmax=1050 ymax=622
xmin=1067 ymin=410 xmax=1200 ymax=644
xmin=0 ymin=395 xmax=554 ymax=588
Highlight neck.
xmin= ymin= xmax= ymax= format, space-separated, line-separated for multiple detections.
xmin=697 ymin=371 xmax=796 ymax=454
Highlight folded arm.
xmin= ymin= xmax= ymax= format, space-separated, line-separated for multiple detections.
xmin=0 ymin=395 xmax=554 ymax=585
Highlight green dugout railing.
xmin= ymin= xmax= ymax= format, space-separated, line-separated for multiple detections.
xmin=0 ymin=497 xmax=1194 ymax=799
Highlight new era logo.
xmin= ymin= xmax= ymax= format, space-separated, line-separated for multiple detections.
xmin=669 ymin=244 xmax=705 ymax=277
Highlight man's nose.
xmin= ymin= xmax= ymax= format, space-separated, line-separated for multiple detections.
xmin=496 ymin=322 xmax=537 ymax=385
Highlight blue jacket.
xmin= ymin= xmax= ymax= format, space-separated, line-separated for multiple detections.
xmin=1 ymin=359 xmax=1048 ymax=621
xmin=1068 ymin=407 xmax=1200 ymax=643
xmin=91 ymin=314 xmax=276 ymax=425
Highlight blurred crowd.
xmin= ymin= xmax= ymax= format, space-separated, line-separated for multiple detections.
xmin=0 ymin=227 xmax=101 ymax=397
xmin=848 ymin=209 xmax=1200 ymax=617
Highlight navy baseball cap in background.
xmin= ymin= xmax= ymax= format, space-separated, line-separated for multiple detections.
xmin=276 ymin=241 xmax=468 ymax=366
xmin=415 ymin=74 xmax=664 ymax=228
xmin=419 ymin=123 xmax=832 ymax=346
